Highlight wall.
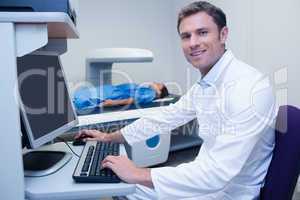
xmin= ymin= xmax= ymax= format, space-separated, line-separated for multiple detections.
xmin=249 ymin=0 xmax=300 ymax=107
xmin=61 ymin=0 xmax=174 ymax=91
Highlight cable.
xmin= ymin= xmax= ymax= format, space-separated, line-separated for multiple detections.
xmin=57 ymin=137 xmax=80 ymax=158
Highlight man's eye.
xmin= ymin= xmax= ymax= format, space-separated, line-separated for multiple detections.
xmin=198 ymin=31 xmax=208 ymax=36
xmin=180 ymin=34 xmax=190 ymax=40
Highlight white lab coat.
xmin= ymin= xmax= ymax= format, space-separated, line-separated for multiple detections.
xmin=121 ymin=50 xmax=276 ymax=200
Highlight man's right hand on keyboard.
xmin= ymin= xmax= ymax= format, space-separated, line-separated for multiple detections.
xmin=75 ymin=130 xmax=126 ymax=144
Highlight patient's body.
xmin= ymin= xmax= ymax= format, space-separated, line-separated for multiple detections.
xmin=73 ymin=82 xmax=169 ymax=110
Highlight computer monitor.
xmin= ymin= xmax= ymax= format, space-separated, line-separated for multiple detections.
xmin=17 ymin=54 xmax=78 ymax=177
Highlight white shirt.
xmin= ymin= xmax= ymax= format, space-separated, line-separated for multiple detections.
xmin=121 ymin=50 xmax=276 ymax=200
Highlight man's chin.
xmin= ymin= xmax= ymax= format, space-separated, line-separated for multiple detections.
xmin=188 ymin=58 xmax=209 ymax=70
xmin=192 ymin=63 xmax=212 ymax=74
xmin=192 ymin=63 xmax=206 ymax=70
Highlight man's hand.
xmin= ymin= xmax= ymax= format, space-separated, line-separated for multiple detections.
xmin=74 ymin=130 xmax=126 ymax=143
xmin=74 ymin=129 xmax=111 ymax=142
xmin=102 ymin=155 xmax=154 ymax=188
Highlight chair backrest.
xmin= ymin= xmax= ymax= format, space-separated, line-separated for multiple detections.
xmin=260 ymin=105 xmax=300 ymax=200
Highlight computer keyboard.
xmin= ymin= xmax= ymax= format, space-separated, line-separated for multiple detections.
xmin=73 ymin=140 xmax=121 ymax=183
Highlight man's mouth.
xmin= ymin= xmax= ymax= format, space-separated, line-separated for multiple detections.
xmin=190 ymin=50 xmax=206 ymax=57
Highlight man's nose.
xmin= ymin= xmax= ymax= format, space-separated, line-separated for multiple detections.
xmin=189 ymin=34 xmax=200 ymax=48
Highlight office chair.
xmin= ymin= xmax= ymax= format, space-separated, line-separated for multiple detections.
xmin=260 ymin=105 xmax=300 ymax=200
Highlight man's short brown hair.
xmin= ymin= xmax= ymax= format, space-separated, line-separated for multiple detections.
xmin=177 ymin=1 xmax=227 ymax=33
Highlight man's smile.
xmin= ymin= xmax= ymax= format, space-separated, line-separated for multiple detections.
xmin=190 ymin=49 xmax=207 ymax=57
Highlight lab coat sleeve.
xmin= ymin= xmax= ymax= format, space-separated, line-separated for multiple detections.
xmin=121 ymin=84 xmax=197 ymax=145
xmin=151 ymin=79 xmax=276 ymax=199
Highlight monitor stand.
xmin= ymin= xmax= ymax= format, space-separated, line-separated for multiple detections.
xmin=20 ymin=115 xmax=73 ymax=177
xmin=23 ymin=150 xmax=72 ymax=177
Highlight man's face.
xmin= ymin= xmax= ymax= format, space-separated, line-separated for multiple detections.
xmin=179 ymin=12 xmax=228 ymax=74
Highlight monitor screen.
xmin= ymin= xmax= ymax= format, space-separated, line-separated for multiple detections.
xmin=17 ymin=55 xmax=78 ymax=149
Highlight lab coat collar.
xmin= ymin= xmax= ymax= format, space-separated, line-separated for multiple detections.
xmin=198 ymin=50 xmax=234 ymax=87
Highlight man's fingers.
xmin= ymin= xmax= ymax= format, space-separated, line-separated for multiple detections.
xmin=104 ymin=155 xmax=119 ymax=162
xmin=102 ymin=155 xmax=119 ymax=164
xmin=102 ymin=161 xmax=115 ymax=171
xmin=74 ymin=129 xmax=110 ymax=143
xmin=86 ymin=137 xmax=99 ymax=141
xmin=74 ymin=132 xmax=85 ymax=139
xmin=118 ymin=155 xmax=127 ymax=160
xmin=82 ymin=129 xmax=94 ymax=135
xmin=77 ymin=130 xmax=95 ymax=137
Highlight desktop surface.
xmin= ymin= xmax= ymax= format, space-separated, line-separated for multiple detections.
xmin=24 ymin=142 xmax=135 ymax=200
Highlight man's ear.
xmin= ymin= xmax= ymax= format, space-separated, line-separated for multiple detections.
xmin=220 ymin=26 xmax=228 ymax=44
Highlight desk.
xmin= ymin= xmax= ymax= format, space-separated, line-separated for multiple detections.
xmin=25 ymin=142 xmax=136 ymax=200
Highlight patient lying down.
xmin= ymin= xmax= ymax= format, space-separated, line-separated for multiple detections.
xmin=73 ymin=82 xmax=169 ymax=110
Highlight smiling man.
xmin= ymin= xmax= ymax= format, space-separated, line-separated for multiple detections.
xmin=75 ymin=1 xmax=276 ymax=199
xmin=179 ymin=8 xmax=228 ymax=77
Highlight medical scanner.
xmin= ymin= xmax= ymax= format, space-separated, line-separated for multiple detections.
xmin=86 ymin=48 xmax=153 ymax=86
xmin=69 ymin=48 xmax=202 ymax=167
